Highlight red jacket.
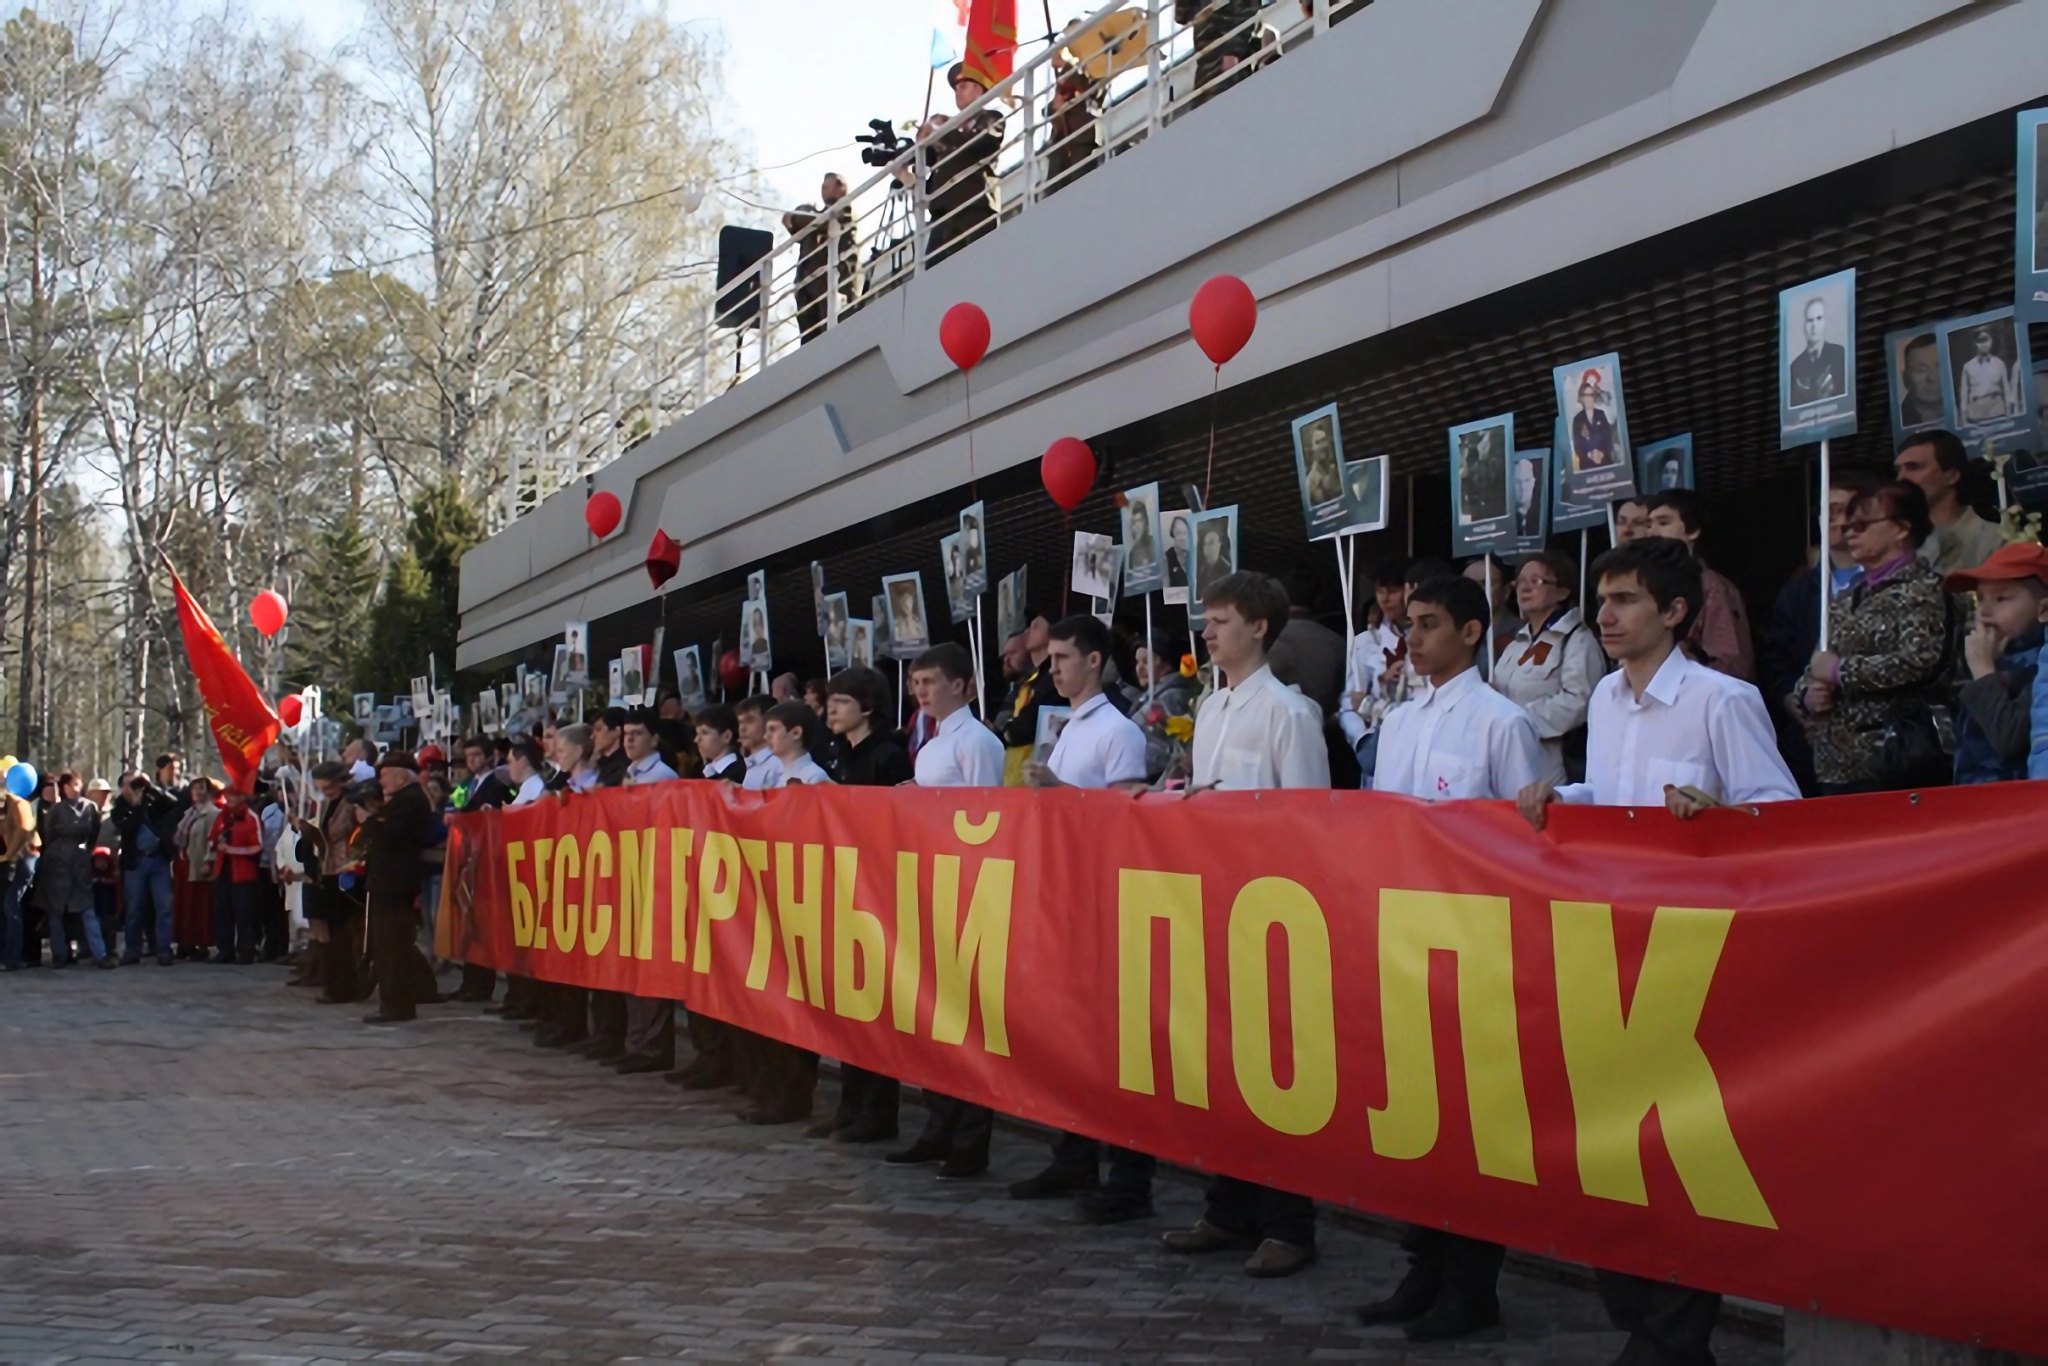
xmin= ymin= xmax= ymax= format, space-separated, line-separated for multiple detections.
xmin=210 ymin=806 xmax=262 ymax=884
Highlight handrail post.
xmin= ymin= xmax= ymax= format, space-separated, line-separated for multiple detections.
xmin=1146 ymin=0 xmax=1166 ymax=135
xmin=826 ymin=209 xmax=842 ymax=330
xmin=1020 ymin=60 xmax=1039 ymax=209
xmin=912 ymin=143 xmax=929 ymax=277
xmin=755 ymin=255 xmax=771 ymax=370
xmin=1315 ymin=0 xmax=1329 ymax=37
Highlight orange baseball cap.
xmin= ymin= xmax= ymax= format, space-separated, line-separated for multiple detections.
xmin=1941 ymin=541 xmax=2048 ymax=593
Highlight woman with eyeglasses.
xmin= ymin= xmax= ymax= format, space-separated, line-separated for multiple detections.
xmin=1490 ymin=550 xmax=1607 ymax=785
xmin=1792 ymin=479 xmax=1954 ymax=795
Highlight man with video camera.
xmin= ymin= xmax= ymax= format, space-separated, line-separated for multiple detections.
xmin=896 ymin=62 xmax=1006 ymax=268
xmin=781 ymin=172 xmax=858 ymax=346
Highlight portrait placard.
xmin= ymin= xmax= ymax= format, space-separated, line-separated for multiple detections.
xmin=1636 ymin=434 xmax=1694 ymax=497
xmin=747 ymin=569 xmax=766 ymax=603
xmin=1553 ymin=354 xmax=1634 ymax=508
xmin=1511 ymin=448 xmax=1550 ymax=557
xmin=1071 ymin=531 xmax=1118 ymax=601
xmin=848 ymin=619 xmax=875 ymax=669
xmin=871 ymin=594 xmax=892 ymax=655
xmin=940 ymin=531 xmax=972 ymax=624
xmin=2017 ymin=361 xmax=2048 ymax=505
xmin=1121 ymin=483 xmax=1164 ymax=595
xmin=958 ymin=501 xmax=989 ymax=597
xmin=547 ymin=645 xmax=571 ymax=701
xmin=1778 ymin=270 xmax=1857 ymax=448
xmin=675 ymin=646 xmax=707 ymax=709
xmin=810 ymin=561 xmax=828 ymax=636
xmin=997 ymin=566 xmax=1027 ymax=644
xmin=1338 ymin=455 xmax=1389 ymax=536
xmin=882 ymin=573 xmax=929 ymax=659
xmin=619 ymin=649 xmax=645 ymax=709
xmin=2017 ymin=111 xmax=2048 ymax=325
xmin=1188 ymin=505 xmax=1238 ymax=621
xmin=352 ymin=692 xmax=375 ymax=725
xmin=1033 ymin=706 xmax=1072 ymax=762
xmin=1448 ymin=413 xmax=1516 ymax=555
xmin=1160 ymin=510 xmax=1193 ymax=606
xmin=822 ymin=592 xmax=851 ymax=670
xmin=1936 ymin=306 xmax=2040 ymax=461
xmin=476 ymin=689 xmax=502 ymax=736
xmin=741 ymin=599 xmax=772 ymax=671
xmin=562 ymin=621 xmax=591 ymax=687
xmin=606 ymin=658 xmax=626 ymax=709
xmin=1290 ymin=404 xmax=1350 ymax=540
xmin=1886 ymin=325 xmax=1951 ymax=449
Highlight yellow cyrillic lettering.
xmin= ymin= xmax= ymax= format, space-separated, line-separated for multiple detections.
xmin=507 ymin=842 xmax=533 ymax=947
xmin=582 ymin=831 xmax=613 ymax=957
xmin=832 ymin=846 xmax=885 ymax=1022
xmin=775 ymin=842 xmax=826 ymax=1007
xmin=1552 ymin=902 xmax=1774 ymax=1228
xmin=614 ymin=828 xmax=655 ymax=960
xmin=1227 ymin=878 xmax=1335 ymax=1137
xmin=930 ymin=852 xmax=1013 ymax=1055
xmin=549 ymin=835 xmax=581 ymax=952
xmin=1368 ymin=891 xmax=1536 ymax=1184
xmin=691 ymin=832 xmax=742 ymax=974
xmin=1116 ymin=869 xmax=1208 ymax=1106
xmin=892 ymin=851 xmax=921 ymax=1035
xmin=531 ymin=837 xmax=555 ymax=950
xmin=668 ymin=828 xmax=694 ymax=964
xmin=739 ymin=838 xmax=772 ymax=991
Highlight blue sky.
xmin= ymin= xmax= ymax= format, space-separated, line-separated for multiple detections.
xmin=242 ymin=0 xmax=982 ymax=213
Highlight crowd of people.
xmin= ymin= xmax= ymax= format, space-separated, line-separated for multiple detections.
xmin=11 ymin=420 xmax=2039 ymax=1365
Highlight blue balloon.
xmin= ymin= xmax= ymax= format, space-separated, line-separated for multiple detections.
xmin=5 ymin=763 xmax=35 ymax=799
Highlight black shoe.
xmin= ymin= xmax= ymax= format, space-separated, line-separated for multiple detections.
xmin=1007 ymin=1166 xmax=1095 ymax=1200
xmin=1076 ymin=1188 xmax=1153 ymax=1224
xmin=1402 ymin=1294 xmax=1499 ymax=1342
xmin=155 ymin=955 xmax=174 ymax=966
xmin=805 ymin=1119 xmax=840 ymax=1139
xmin=935 ymin=1155 xmax=987 ymax=1181
xmin=565 ymin=1037 xmax=608 ymax=1057
xmin=834 ymin=1119 xmax=899 ymax=1144
xmin=96 ymin=956 xmax=118 ymax=969
xmin=120 ymin=956 xmax=141 ymax=966
xmin=1357 ymin=1265 xmax=1443 ymax=1327
xmin=362 ymin=1011 xmax=414 ymax=1025
xmin=589 ymin=1044 xmax=631 ymax=1065
xmin=884 ymin=1140 xmax=948 ymax=1166
xmin=613 ymin=1053 xmax=672 ymax=1075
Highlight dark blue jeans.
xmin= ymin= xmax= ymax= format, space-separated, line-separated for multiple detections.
xmin=123 ymin=856 xmax=174 ymax=960
xmin=1 ymin=856 xmax=37 ymax=969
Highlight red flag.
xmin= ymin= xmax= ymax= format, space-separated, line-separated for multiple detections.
xmin=166 ymin=560 xmax=280 ymax=793
xmin=962 ymin=0 xmax=1016 ymax=88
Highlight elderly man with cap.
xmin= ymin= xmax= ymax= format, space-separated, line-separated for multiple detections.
xmin=360 ymin=750 xmax=442 ymax=1025
xmin=898 ymin=62 xmax=1005 ymax=267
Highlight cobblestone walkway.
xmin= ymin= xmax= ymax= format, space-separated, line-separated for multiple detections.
xmin=0 ymin=966 xmax=1781 ymax=1364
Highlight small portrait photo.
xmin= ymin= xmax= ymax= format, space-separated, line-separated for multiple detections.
xmin=676 ymin=645 xmax=706 ymax=708
xmin=1888 ymin=327 xmax=1949 ymax=437
xmin=1188 ymin=505 xmax=1238 ymax=611
xmin=997 ymin=566 xmax=1027 ymax=645
xmin=352 ymin=692 xmax=375 ymax=725
xmin=563 ymin=620 xmax=591 ymax=686
xmin=871 ymin=593 xmax=892 ymax=654
xmin=1636 ymin=434 xmax=1694 ymax=497
xmin=1160 ymin=509 xmax=1192 ymax=606
xmin=2024 ymin=111 xmax=2048 ymax=283
xmin=1553 ymin=355 xmax=1634 ymax=504
xmin=607 ymin=658 xmax=626 ymax=708
xmin=1511 ymin=448 xmax=1550 ymax=554
xmin=940 ymin=530 xmax=972 ymax=624
xmin=547 ymin=645 xmax=571 ymax=700
xmin=1033 ymin=705 xmax=1072 ymax=763
xmin=811 ymin=561 xmax=828 ymax=636
xmin=747 ymin=569 xmax=766 ymax=604
xmin=620 ymin=648 xmax=645 ymax=707
xmin=2036 ymin=360 xmax=2048 ymax=432
xmin=1338 ymin=455 xmax=1389 ymax=535
xmin=1071 ymin=530 xmax=1119 ymax=601
xmin=823 ymin=592 xmax=851 ymax=670
xmin=1448 ymin=414 xmax=1515 ymax=554
xmin=410 ymin=676 xmax=432 ymax=724
xmin=500 ymin=681 xmax=517 ymax=724
xmin=475 ymin=688 xmax=502 ymax=736
xmin=1121 ymin=482 xmax=1163 ymax=595
xmin=1777 ymin=269 xmax=1856 ymax=448
xmin=1290 ymin=404 xmax=1350 ymax=539
xmin=882 ymin=572 xmax=929 ymax=657
xmin=848 ymin=619 xmax=874 ymax=670
xmin=743 ymin=598 xmax=772 ymax=670
xmin=958 ymin=501 xmax=989 ymax=596
xmin=1946 ymin=314 xmax=2025 ymax=425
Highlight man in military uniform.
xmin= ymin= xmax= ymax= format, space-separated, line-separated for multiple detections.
xmin=1788 ymin=296 xmax=1846 ymax=407
xmin=1174 ymin=0 xmax=1259 ymax=109
xmin=900 ymin=64 xmax=1005 ymax=268
xmin=783 ymin=173 xmax=858 ymax=345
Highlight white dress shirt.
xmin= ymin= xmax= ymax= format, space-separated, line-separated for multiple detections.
xmin=509 ymin=773 xmax=546 ymax=807
xmin=567 ymin=767 xmax=599 ymax=794
xmin=769 ymin=752 xmax=835 ymax=786
xmin=626 ymin=753 xmax=680 ymax=786
xmin=742 ymin=747 xmax=784 ymax=790
xmin=1047 ymin=692 xmax=1148 ymax=788
xmin=915 ymin=706 xmax=1007 ymax=788
xmin=1374 ymin=665 xmax=1544 ymax=802
xmin=1191 ymin=664 xmax=1330 ymax=791
xmin=348 ymin=759 xmax=376 ymax=783
xmin=1557 ymin=647 xmax=1800 ymax=807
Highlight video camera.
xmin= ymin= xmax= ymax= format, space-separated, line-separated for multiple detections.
xmin=856 ymin=118 xmax=906 ymax=169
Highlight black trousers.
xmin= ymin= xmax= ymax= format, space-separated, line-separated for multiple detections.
xmin=1049 ymin=1131 xmax=1155 ymax=1198
xmin=259 ymin=874 xmax=288 ymax=959
xmin=590 ymin=989 xmax=627 ymax=1045
xmin=503 ymin=973 xmax=537 ymax=1016
xmin=211 ymin=879 xmax=260 ymax=961
xmin=1202 ymin=1176 xmax=1316 ymax=1248
xmin=459 ymin=963 xmax=497 ymax=1000
xmin=548 ymin=985 xmax=590 ymax=1041
xmin=741 ymin=1035 xmax=818 ymax=1116
xmin=369 ymin=895 xmax=433 ymax=1019
xmin=1402 ymin=1226 xmax=1505 ymax=1306
xmin=1596 ymin=1271 xmax=1721 ymax=1366
xmin=319 ymin=880 xmax=366 ymax=1001
xmin=832 ymin=1065 xmax=899 ymax=1132
xmin=913 ymin=1093 xmax=993 ymax=1162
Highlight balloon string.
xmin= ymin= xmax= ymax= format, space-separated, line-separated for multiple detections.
xmin=1062 ymin=510 xmax=1072 ymax=616
xmin=965 ymin=369 xmax=978 ymax=499
xmin=1202 ymin=365 xmax=1221 ymax=504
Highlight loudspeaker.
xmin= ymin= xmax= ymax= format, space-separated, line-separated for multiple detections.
xmin=715 ymin=225 xmax=776 ymax=330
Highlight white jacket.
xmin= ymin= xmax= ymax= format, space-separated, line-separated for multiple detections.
xmin=1490 ymin=607 xmax=1606 ymax=785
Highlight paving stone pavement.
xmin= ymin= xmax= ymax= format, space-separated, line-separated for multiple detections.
xmin=0 ymin=965 xmax=1783 ymax=1365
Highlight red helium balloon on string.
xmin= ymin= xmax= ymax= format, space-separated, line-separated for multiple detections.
xmin=277 ymin=694 xmax=303 ymax=728
xmin=1041 ymin=437 xmax=1097 ymax=512
xmin=1189 ymin=274 xmax=1256 ymax=366
xmin=584 ymin=489 xmax=623 ymax=538
xmin=939 ymin=302 xmax=990 ymax=370
xmin=717 ymin=648 xmax=748 ymax=693
xmin=250 ymin=589 xmax=288 ymax=638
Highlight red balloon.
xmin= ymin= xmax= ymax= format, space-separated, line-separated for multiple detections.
xmin=717 ymin=648 xmax=749 ymax=693
xmin=1041 ymin=437 xmax=1097 ymax=512
xmin=584 ymin=489 xmax=623 ymax=538
xmin=1189 ymin=274 xmax=1257 ymax=366
xmin=278 ymin=694 xmax=303 ymax=728
xmin=250 ymin=589 xmax=289 ymax=638
xmin=644 ymin=529 xmax=682 ymax=590
xmin=940 ymin=302 xmax=991 ymax=371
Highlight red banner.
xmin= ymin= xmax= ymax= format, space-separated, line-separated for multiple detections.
xmin=961 ymin=0 xmax=1017 ymax=88
xmin=444 ymin=781 xmax=2048 ymax=1353
xmin=166 ymin=562 xmax=280 ymax=792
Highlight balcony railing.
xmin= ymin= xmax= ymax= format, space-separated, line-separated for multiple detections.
xmin=499 ymin=0 xmax=1374 ymax=529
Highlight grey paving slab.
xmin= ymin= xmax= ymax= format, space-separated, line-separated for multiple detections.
xmin=0 ymin=964 xmax=1781 ymax=1363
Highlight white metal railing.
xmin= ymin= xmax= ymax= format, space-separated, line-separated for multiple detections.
xmin=501 ymin=0 xmax=1375 ymax=528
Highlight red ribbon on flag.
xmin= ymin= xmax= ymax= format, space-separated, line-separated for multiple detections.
xmin=166 ymin=559 xmax=280 ymax=793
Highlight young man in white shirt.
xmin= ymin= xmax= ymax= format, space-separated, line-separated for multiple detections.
xmin=617 ymin=710 xmax=681 ymax=1076
xmin=1163 ymin=572 xmax=1328 ymax=1277
xmin=736 ymin=695 xmax=785 ymax=790
xmin=1364 ymin=574 xmax=1542 ymax=1340
xmin=1341 ymin=558 xmax=1451 ymax=782
xmin=693 ymin=706 xmax=744 ymax=784
xmin=505 ymin=739 xmax=547 ymax=807
xmin=889 ymin=644 xmax=1006 ymax=1179
xmin=1011 ymin=616 xmax=1157 ymax=1220
xmin=762 ymin=702 xmax=833 ymax=787
xmin=1517 ymin=537 xmax=1797 ymax=1366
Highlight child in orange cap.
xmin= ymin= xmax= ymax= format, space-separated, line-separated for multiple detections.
xmin=1942 ymin=542 xmax=2048 ymax=784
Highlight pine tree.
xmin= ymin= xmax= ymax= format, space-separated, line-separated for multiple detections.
xmin=356 ymin=479 xmax=481 ymax=697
